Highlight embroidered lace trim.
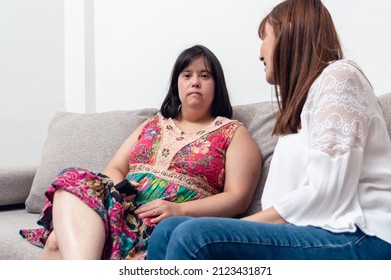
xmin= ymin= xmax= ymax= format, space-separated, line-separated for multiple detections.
xmin=304 ymin=61 xmax=371 ymax=158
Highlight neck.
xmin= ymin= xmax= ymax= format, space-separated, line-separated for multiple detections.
xmin=175 ymin=109 xmax=215 ymax=133
xmin=178 ymin=108 xmax=214 ymax=124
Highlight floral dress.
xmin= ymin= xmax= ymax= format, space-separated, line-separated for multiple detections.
xmin=20 ymin=113 xmax=242 ymax=259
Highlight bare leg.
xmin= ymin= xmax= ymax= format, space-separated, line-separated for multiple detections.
xmin=52 ymin=188 xmax=105 ymax=259
xmin=41 ymin=231 xmax=62 ymax=260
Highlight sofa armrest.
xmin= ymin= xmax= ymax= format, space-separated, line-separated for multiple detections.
xmin=0 ymin=166 xmax=37 ymax=206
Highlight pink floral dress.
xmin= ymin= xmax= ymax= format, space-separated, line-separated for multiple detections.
xmin=20 ymin=113 xmax=242 ymax=259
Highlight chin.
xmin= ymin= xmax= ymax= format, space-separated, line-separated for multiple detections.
xmin=264 ymin=71 xmax=276 ymax=85
xmin=266 ymin=77 xmax=276 ymax=85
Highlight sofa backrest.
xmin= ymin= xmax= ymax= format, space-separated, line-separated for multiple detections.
xmin=232 ymin=101 xmax=278 ymax=215
xmin=25 ymin=92 xmax=391 ymax=216
xmin=25 ymin=108 xmax=158 ymax=213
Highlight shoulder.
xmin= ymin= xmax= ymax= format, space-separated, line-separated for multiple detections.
xmin=145 ymin=113 xmax=161 ymax=125
xmin=306 ymin=59 xmax=373 ymax=108
xmin=212 ymin=117 xmax=249 ymax=144
xmin=304 ymin=60 xmax=373 ymax=135
xmin=135 ymin=114 xmax=160 ymax=133
xmin=318 ymin=59 xmax=371 ymax=89
xmin=218 ymin=117 xmax=254 ymax=142
xmin=218 ymin=116 xmax=243 ymax=129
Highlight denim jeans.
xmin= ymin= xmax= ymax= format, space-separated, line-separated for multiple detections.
xmin=147 ymin=216 xmax=391 ymax=260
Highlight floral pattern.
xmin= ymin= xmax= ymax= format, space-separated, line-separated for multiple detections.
xmin=20 ymin=114 xmax=242 ymax=259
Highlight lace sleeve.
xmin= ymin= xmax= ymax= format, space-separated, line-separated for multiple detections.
xmin=309 ymin=61 xmax=372 ymax=158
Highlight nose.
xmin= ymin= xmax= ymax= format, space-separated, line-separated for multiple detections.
xmin=191 ymin=76 xmax=200 ymax=88
xmin=260 ymin=56 xmax=264 ymax=62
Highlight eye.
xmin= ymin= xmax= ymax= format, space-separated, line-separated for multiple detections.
xmin=182 ymin=73 xmax=191 ymax=79
xmin=201 ymin=74 xmax=210 ymax=79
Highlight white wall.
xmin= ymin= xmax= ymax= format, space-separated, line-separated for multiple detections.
xmin=93 ymin=0 xmax=278 ymax=111
xmin=91 ymin=0 xmax=391 ymax=112
xmin=1 ymin=0 xmax=390 ymax=167
xmin=325 ymin=0 xmax=391 ymax=97
xmin=0 ymin=0 xmax=65 ymax=167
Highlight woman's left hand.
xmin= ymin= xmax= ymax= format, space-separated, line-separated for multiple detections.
xmin=134 ymin=199 xmax=182 ymax=224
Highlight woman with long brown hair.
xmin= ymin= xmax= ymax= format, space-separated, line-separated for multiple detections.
xmin=148 ymin=0 xmax=391 ymax=259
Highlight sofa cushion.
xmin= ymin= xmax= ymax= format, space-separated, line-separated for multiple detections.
xmin=25 ymin=108 xmax=158 ymax=213
xmin=0 ymin=208 xmax=41 ymax=259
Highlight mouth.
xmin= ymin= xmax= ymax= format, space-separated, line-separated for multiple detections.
xmin=188 ymin=92 xmax=201 ymax=96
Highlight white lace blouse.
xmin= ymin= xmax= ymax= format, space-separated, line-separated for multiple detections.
xmin=261 ymin=60 xmax=391 ymax=244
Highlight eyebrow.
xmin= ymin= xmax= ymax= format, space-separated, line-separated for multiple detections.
xmin=182 ymin=69 xmax=211 ymax=74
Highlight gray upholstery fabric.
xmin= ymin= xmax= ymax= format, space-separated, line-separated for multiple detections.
xmin=0 ymin=208 xmax=41 ymax=259
xmin=25 ymin=108 xmax=158 ymax=213
xmin=233 ymin=101 xmax=278 ymax=215
xmin=0 ymin=167 xmax=37 ymax=206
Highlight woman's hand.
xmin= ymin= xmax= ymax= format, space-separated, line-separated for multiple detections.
xmin=118 ymin=181 xmax=140 ymax=203
xmin=120 ymin=193 xmax=137 ymax=203
xmin=240 ymin=212 xmax=262 ymax=222
xmin=240 ymin=207 xmax=288 ymax=224
xmin=134 ymin=199 xmax=182 ymax=224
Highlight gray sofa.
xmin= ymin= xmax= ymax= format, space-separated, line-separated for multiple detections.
xmin=1 ymin=92 xmax=390 ymax=259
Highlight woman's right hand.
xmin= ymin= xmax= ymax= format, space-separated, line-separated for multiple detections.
xmin=120 ymin=181 xmax=140 ymax=202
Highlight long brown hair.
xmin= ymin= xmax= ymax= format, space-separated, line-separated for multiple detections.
xmin=259 ymin=0 xmax=343 ymax=135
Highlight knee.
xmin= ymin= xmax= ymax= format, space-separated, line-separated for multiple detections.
xmin=53 ymin=187 xmax=66 ymax=199
xmin=42 ymin=232 xmax=63 ymax=260
xmin=45 ymin=232 xmax=59 ymax=253
xmin=164 ymin=218 xmax=218 ymax=259
xmin=152 ymin=216 xmax=193 ymax=242
xmin=171 ymin=217 xmax=216 ymax=238
xmin=148 ymin=216 xmax=192 ymax=260
xmin=155 ymin=216 xmax=191 ymax=235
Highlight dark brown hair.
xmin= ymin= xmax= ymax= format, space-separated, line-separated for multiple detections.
xmin=259 ymin=0 xmax=343 ymax=135
xmin=160 ymin=45 xmax=232 ymax=119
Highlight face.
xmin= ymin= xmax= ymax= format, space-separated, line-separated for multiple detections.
xmin=177 ymin=56 xmax=215 ymax=112
xmin=260 ymin=22 xmax=276 ymax=84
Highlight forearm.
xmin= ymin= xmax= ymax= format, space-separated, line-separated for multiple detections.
xmin=241 ymin=207 xmax=287 ymax=224
xmin=102 ymin=123 xmax=143 ymax=185
xmin=103 ymin=167 xmax=126 ymax=185
xmin=135 ymin=189 xmax=252 ymax=223
xmin=179 ymin=191 xmax=250 ymax=218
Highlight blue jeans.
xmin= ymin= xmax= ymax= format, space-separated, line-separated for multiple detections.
xmin=147 ymin=216 xmax=391 ymax=260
